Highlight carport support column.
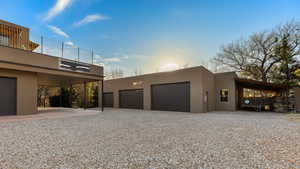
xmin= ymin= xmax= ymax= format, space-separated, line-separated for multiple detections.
xmin=69 ymin=84 xmax=72 ymax=108
xmin=97 ymin=80 xmax=103 ymax=112
xmin=59 ymin=86 xmax=62 ymax=107
xmin=84 ymin=81 xmax=87 ymax=110
xmin=101 ymin=80 xmax=104 ymax=112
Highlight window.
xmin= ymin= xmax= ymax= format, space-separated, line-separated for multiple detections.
xmin=0 ymin=35 xmax=9 ymax=46
xmin=220 ymin=89 xmax=229 ymax=102
xmin=243 ymin=88 xmax=277 ymax=98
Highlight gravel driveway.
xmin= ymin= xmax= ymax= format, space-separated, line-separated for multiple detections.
xmin=0 ymin=108 xmax=299 ymax=169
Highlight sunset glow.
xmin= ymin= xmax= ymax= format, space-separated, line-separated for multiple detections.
xmin=159 ymin=63 xmax=180 ymax=72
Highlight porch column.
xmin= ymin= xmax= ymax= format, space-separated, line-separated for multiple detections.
xmin=69 ymin=84 xmax=72 ymax=108
xmin=101 ymin=80 xmax=104 ymax=112
xmin=59 ymin=85 xmax=62 ymax=107
xmin=97 ymin=80 xmax=104 ymax=112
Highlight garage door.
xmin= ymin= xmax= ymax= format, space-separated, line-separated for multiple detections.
xmin=0 ymin=77 xmax=17 ymax=116
xmin=151 ymin=82 xmax=190 ymax=112
xmin=119 ymin=89 xmax=143 ymax=109
xmin=103 ymin=92 xmax=113 ymax=107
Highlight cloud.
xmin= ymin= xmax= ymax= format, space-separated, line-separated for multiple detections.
xmin=48 ymin=25 xmax=69 ymax=38
xmin=73 ymin=14 xmax=110 ymax=27
xmin=44 ymin=0 xmax=73 ymax=21
xmin=122 ymin=55 xmax=129 ymax=59
xmin=93 ymin=54 xmax=121 ymax=63
xmin=103 ymin=57 xmax=121 ymax=62
xmin=113 ymin=52 xmax=130 ymax=59
xmin=64 ymin=41 xmax=74 ymax=46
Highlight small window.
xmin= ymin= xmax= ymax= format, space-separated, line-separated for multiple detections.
xmin=220 ymin=89 xmax=229 ymax=102
xmin=0 ymin=35 xmax=9 ymax=46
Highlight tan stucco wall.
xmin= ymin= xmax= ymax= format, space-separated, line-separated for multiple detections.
xmin=104 ymin=67 xmax=206 ymax=113
xmin=0 ymin=46 xmax=103 ymax=78
xmin=0 ymin=69 xmax=37 ymax=115
xmin=214 ymin=72 xmax=237 ymax=111
xmin=201 ymin=67 xmax=216 ymax=112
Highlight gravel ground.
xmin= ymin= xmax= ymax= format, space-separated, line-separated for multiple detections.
xmin=0 ymin=109 xmax=299 ymax=169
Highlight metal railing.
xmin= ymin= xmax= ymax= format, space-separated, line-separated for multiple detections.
xmin=31 ymin=35 xmax=101 ymax=65
xmin=0 ymin=22 xmax=103 ymax=66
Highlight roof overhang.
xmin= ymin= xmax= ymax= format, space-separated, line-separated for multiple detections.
xmin=235 ymin=78 xmax=287 ymax=91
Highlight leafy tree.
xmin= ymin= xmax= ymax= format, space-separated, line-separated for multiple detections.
xmin=272 ymin=34 xmax=300 ymax=86
xmin=38 ymin=86 xmax=49 ymax=107
xmin=49 ymin=87 xmax=79 ymax=108
xmin=295 ymin=69 xmax=300 ymax=78
xmin=92 ymin=85 xmax=99 ymax=107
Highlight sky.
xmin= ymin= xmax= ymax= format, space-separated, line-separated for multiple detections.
xmin=1 ymin=0 xmax=300 ymax=76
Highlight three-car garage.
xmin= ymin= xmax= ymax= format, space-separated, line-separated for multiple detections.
xmin=103 ymin=66 xmax=226 ymax=113
xmin=103 ymin=82 xmax=191 ymax=112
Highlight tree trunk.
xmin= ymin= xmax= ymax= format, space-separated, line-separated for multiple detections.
xmin=261 ymin=73 xmax=268 ymax=83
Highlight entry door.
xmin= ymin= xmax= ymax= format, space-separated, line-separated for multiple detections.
xmin=151 ymin=82 xmax=190 ymax=112
xmin=119 ymin=89 xmax=143 ymax=109
xmin=0 ymin=77 xmax=17 ymax=116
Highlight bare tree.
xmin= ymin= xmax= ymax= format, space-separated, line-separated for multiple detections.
xmin=133 ymin=67 xmax=142 ymax=76
xmin=105 ymin=67 xmax=124 ymax=80
xmin=214 ymin=31 xmax=279 ymax=82
xmin=214 ymin=21 xmax=300 ymax=82
xmin=208 ymin=59 xmax=232 ymax=73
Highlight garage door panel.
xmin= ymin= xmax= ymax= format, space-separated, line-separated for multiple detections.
xmin=0 ymin=77 xmax=17 ymax=116
xmin=151 ymin=82 xmax=190 ymax=112
xmin=103 ymin=92 xmax=113 ymax=107
xmin=119 ymin=89 xmax=143 ymax=109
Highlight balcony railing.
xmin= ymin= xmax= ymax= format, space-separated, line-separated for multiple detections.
xmin=0 ymin=23 xmax=102 ymax=66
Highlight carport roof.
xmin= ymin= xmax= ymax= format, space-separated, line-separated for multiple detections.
xmin=38 ymin=73 xmax=100 ymax=87
xmin=235 ymin=78 xmax=287 ymax=91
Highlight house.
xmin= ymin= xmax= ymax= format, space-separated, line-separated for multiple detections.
xmin=104 ymin=66 xmax=300 ymax=113
xmin=0 ymin=19 xmax=104 ymax=116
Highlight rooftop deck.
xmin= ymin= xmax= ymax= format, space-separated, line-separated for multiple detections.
xmin=0 ymin=20 xmax=103 ymax=68
xmin=0 ymin=19 xmax=103 ymax=79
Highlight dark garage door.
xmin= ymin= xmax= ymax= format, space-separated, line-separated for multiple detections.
xmin=119 ymin=89 xmax=143 ymax=109
xmin=0 ymin=77 xmax=17 ymax=116
xmin=151 ymin=82 xmax=190 ymax=112
xmin=103 ymin=92 xmax=113 ymax=107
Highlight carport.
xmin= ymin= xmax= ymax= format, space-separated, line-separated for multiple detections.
xmin=235 ymin=78 xmax=287 ymax=111
xmin=37 ymin=72 xmax=104 ymax=112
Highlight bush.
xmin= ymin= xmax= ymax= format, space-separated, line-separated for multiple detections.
xmin=49 ymin=88 xmax=72 ymax=107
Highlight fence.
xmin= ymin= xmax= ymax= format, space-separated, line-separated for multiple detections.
xmin=0 ymin=22 xmax=102 ymax=65
xmin=30 ymin=34 xmax=100 ymax=65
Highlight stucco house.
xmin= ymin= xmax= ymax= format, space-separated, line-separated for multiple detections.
xmin=0 ymin=19 xmax=104 ymax=116
xmin=1 ymin=19 xmax=299 ymax=116
xmin=104 ymin=66 xmax=300 ymax=113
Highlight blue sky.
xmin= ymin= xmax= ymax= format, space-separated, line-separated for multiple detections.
xmin=1 ymin=0 xmax=300 ymax=75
